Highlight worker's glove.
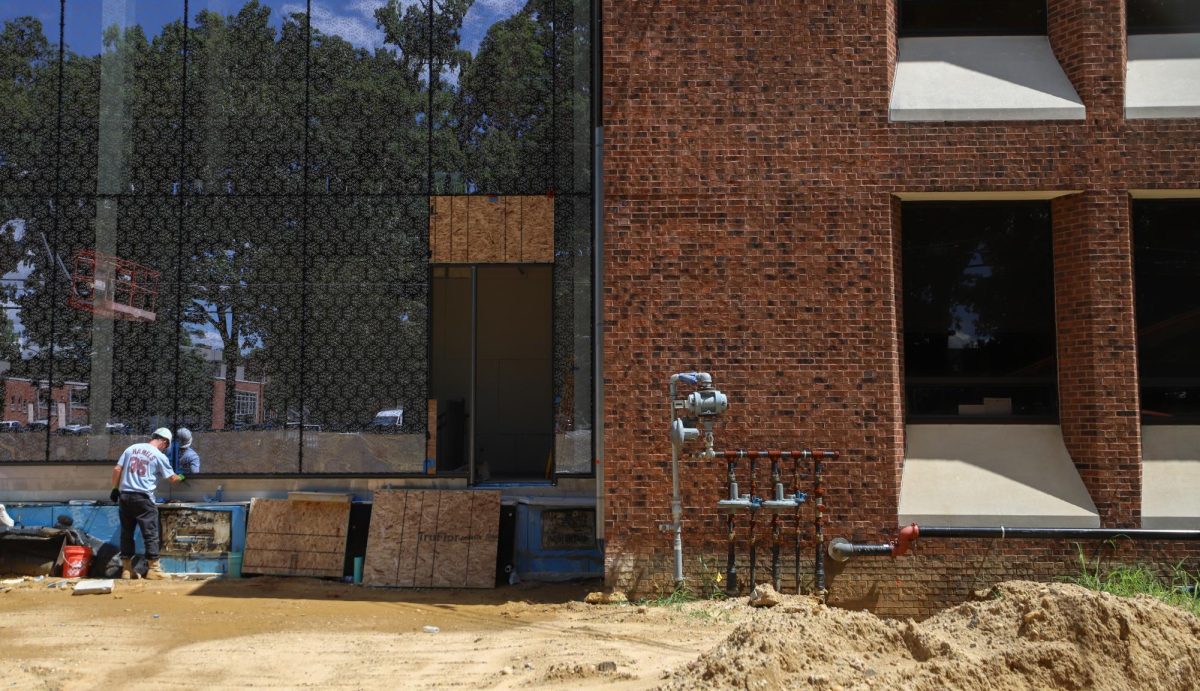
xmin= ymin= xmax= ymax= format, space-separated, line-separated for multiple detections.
xmin=176 ymin=474 xmax=186 ymax=482
xmin=109 ymin=487 xmax=120 ymax=503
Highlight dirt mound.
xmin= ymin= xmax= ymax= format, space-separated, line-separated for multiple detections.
xmin=665 ymin=581 xmax=1200 ymax=690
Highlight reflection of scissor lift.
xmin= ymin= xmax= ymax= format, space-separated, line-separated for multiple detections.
xmin=65 ymin=249 xmax=160 ymax=322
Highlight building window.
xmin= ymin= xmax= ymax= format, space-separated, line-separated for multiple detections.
xmin=898 ymin=0 xmax=1047 ymax=37
xmin=1134 ymin=200 xmax=1200 ymax=423
xmin=1128 ymin=0 xmax=1200 ymax=34
xmin=902 ymin=202 xmax=1057 ymax=421
xmin=234 ymin=391 xmax=258 ymax=424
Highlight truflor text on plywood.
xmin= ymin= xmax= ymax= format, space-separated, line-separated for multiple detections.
xmin=363 ymin=489 xmax=500 ymax=588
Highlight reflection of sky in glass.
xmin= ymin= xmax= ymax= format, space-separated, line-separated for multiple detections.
xmin=0 ymin=1 xmax=526 ymax=57
xmin=946 ymin=245 xmax=992 ymax=350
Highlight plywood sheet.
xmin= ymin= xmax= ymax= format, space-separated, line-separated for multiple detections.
xmin=243 ymin=498 xmax=349 ymax=578
xmin=450 ymin=196 xmax=469 ymax=263
xmin=430 ymin=196 xmax=449 ymax=262
xmin=503 ymin=196 xmax=523 ymax=262
xmin=363 ymin=490 xmax=500 ymax=588
xmin=521 ymin=195 xmax=554 ymax=262
xmin=428 ymin=195 xmax=553 ymax=264
xmin=469 ymin=196 xmax=505 ymax=263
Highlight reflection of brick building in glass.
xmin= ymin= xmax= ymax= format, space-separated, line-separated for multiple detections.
xmin=1 ymin=371 xmax=264 ymax=431
xmin=1 ymin=377 xmax=89 ymax=429
xmin=210 ymin=365 xmax=266 ymax=430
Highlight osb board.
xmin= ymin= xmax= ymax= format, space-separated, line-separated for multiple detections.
xmin=428 ymin=195 xmax=553 ymax=264
xmin=363 ymin=490 xmax=500 ymax=588
xmin=430 ymin=196 xmax=450 ymax=262
xmin=243 ymin=498 xmax=349 ymax=578
xmin=470 ymin=196 xmax=505 ymax=262
xmin=450 ymin=196 xmax=469 ymax=262
xmin=520 ymin=195 xmax=554 ymax=262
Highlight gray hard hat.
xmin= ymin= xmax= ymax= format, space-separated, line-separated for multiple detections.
xmin=177 ymin=427 xmax=193 ymax=449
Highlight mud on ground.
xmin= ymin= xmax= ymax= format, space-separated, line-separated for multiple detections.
xmin=1 ymin=578 xmax=1197 ymax=690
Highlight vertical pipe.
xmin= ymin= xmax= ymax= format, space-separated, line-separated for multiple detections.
xmin=468 ymin=266 xmax=477 ymax=485
xmin=668 ymin=378 xmax=683 ymax=587
xmin=770 ymin=455 xmax=781 ymax=592
xmin=814 ymin=452 xmax=825 ymax=597
xmin=748 ymin=454 xmax=757 ymax=588
xmin=725 ymin=456 xmax=737 ymax=596
xmin=793 ymin=453 xmax=802 ymax=594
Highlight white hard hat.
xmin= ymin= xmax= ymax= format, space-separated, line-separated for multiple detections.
xmin=151 ymin=427 xmax=172 ymax=443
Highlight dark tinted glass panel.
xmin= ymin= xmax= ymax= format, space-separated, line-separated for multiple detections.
xmin=186 ymin=1 xmax=305 ymax=197
xmin=1134 ymin=200 xmax=1200 ymax=422
xmin=442 ymin=0 xmax=551 ymax=195
xmin=178 ymin=197 xmax=302 ymax=473
xmin=899 ymin=0 xmax=1047 ymax=37
xmin=1128 ymin=0 xmax=1200 ymax=34
xmin=902 ymin=202 xmax=1057 ymax=420
xmin=0 ymin=8 xmax=59 ymax=196
xmin=48 ymin=197 xmax=180 ymax=461
xmin=0 ymin=198 xmax=54 ymax=460
xmin=307 ymin=2 xmax=425 ymax=195
xmin=302 ymin=198 xmax=429 ymax=473
xmin=0 ymin=1 xmax=593 ymax=474
xmin=57 ymin=1 xmax=186 ymax=196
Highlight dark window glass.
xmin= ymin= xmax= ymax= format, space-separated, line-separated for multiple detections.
xmin=1134 ymin=200 xmax=1200 ymax=422
xmin=902 ymin=202 xmax=1057 ymax=421
xmin=1128 ymin=0 xmax=1200 ymax=34
xmin=898 ymin=0 xmax=1047 ymax=37
xmin=0 ymin=1 xmax=594 ymax=475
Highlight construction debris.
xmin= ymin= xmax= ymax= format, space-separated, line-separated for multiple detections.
xmin=72 ymin=579 xmax=114 ymax=596
xmin=748 ymin=583 xmax=781 ymax=608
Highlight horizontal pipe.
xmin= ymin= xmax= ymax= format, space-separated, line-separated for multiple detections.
xmin=715 ymin=449 xmax=840 ymax=459
xmin=914 ymin=526 xmax=1200 ymax=541
xmin=829 ymin=524 xmax=1200 ymax=562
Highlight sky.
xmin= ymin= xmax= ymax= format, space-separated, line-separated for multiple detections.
xmin=0 ymin=0 xmax=524 ymax=58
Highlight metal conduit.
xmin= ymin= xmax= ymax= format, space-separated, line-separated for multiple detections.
xmin=829 ymin=524 xmax=1200 ymax=562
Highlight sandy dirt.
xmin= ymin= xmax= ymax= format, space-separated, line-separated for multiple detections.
xmin=0 ymin=577 xmax=734 ymax=690
xmin=2 ymin=578 xmax=1198 ymax=690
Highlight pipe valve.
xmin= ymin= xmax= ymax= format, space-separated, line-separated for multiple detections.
xmin=685 ymin=389 xmax=728 ymax=417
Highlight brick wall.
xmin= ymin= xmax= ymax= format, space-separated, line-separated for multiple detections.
xmin=602 ymin=0 xmax=1200 ymax=614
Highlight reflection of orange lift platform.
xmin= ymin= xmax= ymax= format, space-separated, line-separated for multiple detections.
xmin=66 ymin=249 xmax=159 ymax=322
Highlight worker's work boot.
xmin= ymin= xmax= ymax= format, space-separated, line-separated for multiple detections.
xmin=144 ymin=559 xmax=167 ymax=580
xmin=120 ymin=558 xmax=138 ymax=580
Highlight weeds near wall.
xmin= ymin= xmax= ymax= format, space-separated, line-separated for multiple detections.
xmin=1067 ymin=542 xmax=1200 ymax=617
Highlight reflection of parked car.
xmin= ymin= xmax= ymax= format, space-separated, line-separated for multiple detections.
xmin=105 ymin=422 xmax=130 ymax=433
xmin=27 ymin=420 xmax=49 ymax=431
xmin=371 ymin=409 xmax=404 ymax=431
xmin=59 ymin=424 xmax=92 ymax=435
xmin=0 ymin=421 xmax=24 ymax=432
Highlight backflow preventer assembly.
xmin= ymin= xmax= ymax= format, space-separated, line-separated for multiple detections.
xmin=666 ymin=371 xmax=840 ymax=596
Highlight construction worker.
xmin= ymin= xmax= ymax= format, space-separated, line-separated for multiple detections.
xmin=169 ymin=427 xmax=201 ymax=474
xmin=109 ymin=428 xmax=185 ymax=580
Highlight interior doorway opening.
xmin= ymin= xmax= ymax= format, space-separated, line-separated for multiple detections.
xmin=432 ymin=265 xmax=553 ymax=481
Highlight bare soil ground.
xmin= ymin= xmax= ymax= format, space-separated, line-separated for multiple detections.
xmin=2 ymin=577 xmax=1198 ymax=690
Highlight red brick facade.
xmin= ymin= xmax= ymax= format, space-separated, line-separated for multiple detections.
xmin=602 ymin=0 xmax=1199 ymax=613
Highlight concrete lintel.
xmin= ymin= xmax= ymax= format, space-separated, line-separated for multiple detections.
xmin=1129 ymin=189 xmax=1200 ymax=199
xmin=899 ymin=424 xmax=1100 ymax=528
xmin=891 ymin=106 xmax=1085 ymax=122
xmin=894 ymin=190 xmax=1081 ymax=201
xmin=890 ymin=36 xmax=1086 ymax=124
xmin=1141 ymin=426 xmax=1200 ymax=529
xmin=1126 ymin=33 xmax=1200 ymax=120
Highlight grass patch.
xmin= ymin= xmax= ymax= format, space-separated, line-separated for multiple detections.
xmin=1067 ymin=544 xmax=1200 ymax=617
xmin=637 ymin=586 xmax=700 ymax=608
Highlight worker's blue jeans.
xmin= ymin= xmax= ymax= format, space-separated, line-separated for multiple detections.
xmin=118 ymin=491 xmax=160 ymax=560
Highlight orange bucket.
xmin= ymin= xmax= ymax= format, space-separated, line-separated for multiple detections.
xmin=61 ymin=545 xmax=93 ymax=578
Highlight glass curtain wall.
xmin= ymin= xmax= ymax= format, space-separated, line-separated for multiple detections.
xmin=0 ymin=0 xmax=593 ymax=474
